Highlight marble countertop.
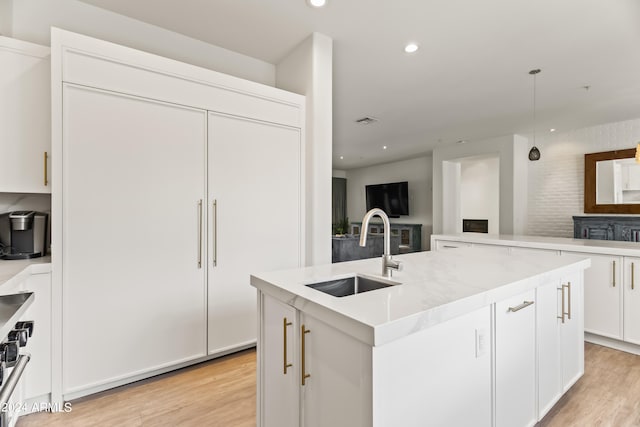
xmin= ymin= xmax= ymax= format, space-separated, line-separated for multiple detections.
xmin=431 ymin=233 xmax=640 ymax=256
xmin=251 ymin=248 xmax=590 ymax=346
xmin=0 ymin=257 xmax=51 ymax=290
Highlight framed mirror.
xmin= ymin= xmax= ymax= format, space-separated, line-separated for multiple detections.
xmin=584 ymin=148 xmax=640 ymax=213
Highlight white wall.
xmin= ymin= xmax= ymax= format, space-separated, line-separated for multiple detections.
xmin=276 ymin=33 xmax=333 ymax=266
xmin=346 ymin=155 xmax=432 ymax=250
xmin=460 ymin=157 xmax=500 ymax=234
xmin=526 ymin=118 xmax=640 ymax=237
xmin=433 ymin=135 xmax=528 ymax=235
xmin=333 ymin=170 xmax=347 ymax=178
xmin=4 ymin=0 xmax=275 ymax=85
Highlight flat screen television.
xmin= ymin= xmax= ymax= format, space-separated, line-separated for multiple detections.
xmin=365 ymin=181 xmax=409 ymax=218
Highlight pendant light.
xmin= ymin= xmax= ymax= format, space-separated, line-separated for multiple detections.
xmin=528 ymin=69 xmax=541 ymax=161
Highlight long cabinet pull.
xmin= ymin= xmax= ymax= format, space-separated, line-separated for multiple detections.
xmin=613 ymin=260 xmax=616 ymax=287
xmin=557 ymin=287 xmax=565 ymax=323
xmin=43 ymin=152 xmax=48 ymax=186
xmin=283 ymin=318 xmax=292 ymax=374
xmin=508 ymin=300 xmax=534 ymax=313
xmin=197 ymin=199 xmax=203 ymax=268
xmin=301 ymin=325 xmax=311 ymax=386
xmin=632 ymin=263 xmax=635 ymax=291
xmin=562 ymin=282 xmax=571 ymax=320
xmin=212 ymin=200 xmax=218 ymax=267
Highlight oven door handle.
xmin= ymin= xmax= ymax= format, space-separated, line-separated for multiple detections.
xmin=0 ymin=353 xmax=31 ymax=425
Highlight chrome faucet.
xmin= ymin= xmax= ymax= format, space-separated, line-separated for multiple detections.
xmin=359 ymin=208 xmax=402 ymax=278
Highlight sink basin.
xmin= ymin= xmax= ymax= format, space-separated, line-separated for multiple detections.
xmin=305 ymin=275 xmax=396 ymax=297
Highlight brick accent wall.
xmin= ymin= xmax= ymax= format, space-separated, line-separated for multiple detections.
xmin=526 ymin=118 xmax=640 ymax=237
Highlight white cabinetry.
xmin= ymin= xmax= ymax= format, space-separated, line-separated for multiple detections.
xmin=259 ymin=294 xmax=370 ymax=427
xmin=564 ymin=251 xmax=622 ymax=339
xmin=23 ymin=272 xmax=52 ymax=405
xmin=495 ymin=289 xmax=537 ymax=427
xmin=623 ymin=257 xmax=640 ymax=344
xmin=54 ymin=29 xmax=304 ymax=399
xmin=537 ymin=272 xmax=584 ymax=418
xmin=0 ymin=37 xmax=51 ymax=193
xmin=208 ymin=114 xmax=301 ymax=355
xmin=62 ymin=85 xmax=208 ymax=395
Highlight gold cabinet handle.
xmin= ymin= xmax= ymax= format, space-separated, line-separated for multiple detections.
xmin=43 ymin=152 xmax=48 ymax=186
xmin=197 ymin=199 xmax=203 ymax=268
xmin=557 ymin=287 xmax=565 ymax=323
xmin=212 ymin=200 xmax=217 ymax=267
xmin=301 ymin=325 xmax=311 ymax=386
xmin=563 ymin=282 xmax=571 ymax=320
xmin=613 ymin=260 xmax=616 ymax=287
xmin=633 ymin=263 xmax=635 ymax=291
xmin=508 ymin=301 xmax=534 ymax=312
xmin=283 ymin=318 xmax=292 ymax=374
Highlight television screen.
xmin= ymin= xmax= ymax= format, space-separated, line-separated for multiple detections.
xmin=365 ymin=181 xmax=409 ymax=217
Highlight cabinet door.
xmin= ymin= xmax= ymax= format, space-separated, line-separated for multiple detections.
xmin=0 ymin=39 xmax=51 ymax=193
xmin=564 ymin=252 xmax=622 ymax=339
xmin=208 ymin=113 xmax=302 ymax=354
xmin=23 ymin=272 xmax=52 ymax=402
xmin=560 ymin=271 xmax=584 ymax=391
xmin=260 ymin=294 xmax=299 ymax=427
xmin=495 ymin=289 xmax=536 ymax=427
xmin=300 ymin=312 xmax=372 ymax=427
xmin=536 ymin=280 xmax=562 ymax=418
xmin=62 ymin=85 xmax=207 ymax=395
xmin=623 ymin=257 xmax=640 ymax=345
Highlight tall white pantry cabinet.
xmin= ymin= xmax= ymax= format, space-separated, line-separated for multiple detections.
xmin=51 ymin=29 xmax=305 ymax=400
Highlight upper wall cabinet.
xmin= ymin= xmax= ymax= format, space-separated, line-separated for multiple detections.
xmin=0 ymin=37 xmax=51 ymax=193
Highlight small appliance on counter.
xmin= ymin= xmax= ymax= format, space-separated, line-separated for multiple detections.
xmin=0 ymin=211 xmax=48 ymax=260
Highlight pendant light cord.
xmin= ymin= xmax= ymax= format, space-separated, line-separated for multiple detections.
xmin=529 ymin=69 xmax=541 ymax=147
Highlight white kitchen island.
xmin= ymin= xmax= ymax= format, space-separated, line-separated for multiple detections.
xmin=250 ymin=248 xmax=590 ymax=427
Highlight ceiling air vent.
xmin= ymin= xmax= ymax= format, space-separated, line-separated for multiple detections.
xmin=355 ymin=116 xmax=378 ymax=125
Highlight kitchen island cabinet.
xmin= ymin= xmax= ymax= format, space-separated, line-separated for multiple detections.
xmin=431 ymin=233 xmax=640 ymax=355
xmin=252 ymin=248 xmax=589 ymax=426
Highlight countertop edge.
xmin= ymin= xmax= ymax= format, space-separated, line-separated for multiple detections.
xmin=431 ymin=233 xmax=640 ymax=256
xmin=251 ymin=256 xmax=590 ymax=347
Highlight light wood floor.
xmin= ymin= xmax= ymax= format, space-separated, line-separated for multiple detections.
xmin=17 ymin=343 xmax=640 ymax=427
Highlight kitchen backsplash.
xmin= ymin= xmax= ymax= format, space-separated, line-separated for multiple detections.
xmin=0 ymin=193 xmax=51 ymax=215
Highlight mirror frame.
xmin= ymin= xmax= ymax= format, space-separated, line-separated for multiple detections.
xmin=584 ymin=148 xmax=640 ymax=214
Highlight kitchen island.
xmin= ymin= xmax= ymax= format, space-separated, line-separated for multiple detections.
xmin=251 ymin=248 xmax=590 ymax=427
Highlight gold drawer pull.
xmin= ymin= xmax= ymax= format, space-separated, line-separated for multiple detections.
xmin=508 ymin=301 xmax=534 ymax=312
xmin=301 ymin=325 xmax=311 ymax=386
xmin=563 ymin=282 xmax=571 ymax=320
xmin=557 ymin=287 xmax=565 ymax=323
xmin=283 ymin=318 xmax=292 ymax=374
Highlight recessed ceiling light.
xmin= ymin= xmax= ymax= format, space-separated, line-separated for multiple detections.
xmin=383 ymin=145 xmax=388 ymax=150
xmin=457 ymin=140 xmax=467 ymax=144
xmin=550 ymin=128 xmax=556 ymax=132
xmin=339 ymin=156 xmax=344 ymax=160
xmin=404 ymin=43 xmax=419 ymax=53
xmin=307 ymin=0 xmax=326 ymax=7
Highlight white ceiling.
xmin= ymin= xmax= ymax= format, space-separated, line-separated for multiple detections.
xmin=79 ymin=0 xmax=640 ymax=169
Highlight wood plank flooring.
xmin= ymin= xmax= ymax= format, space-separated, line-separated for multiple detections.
xmin=17 ymin=343 xmax=640 ymax=426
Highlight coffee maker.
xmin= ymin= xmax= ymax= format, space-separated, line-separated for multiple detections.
xmin=0 ymin=211 xmax=48 ymax=260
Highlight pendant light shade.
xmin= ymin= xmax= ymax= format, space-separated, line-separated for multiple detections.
xmin=528 ymin=69 xmax=541 ymax=161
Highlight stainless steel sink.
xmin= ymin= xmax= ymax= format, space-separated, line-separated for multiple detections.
xmin=305 ymin=275 xmax=397 ymax=297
